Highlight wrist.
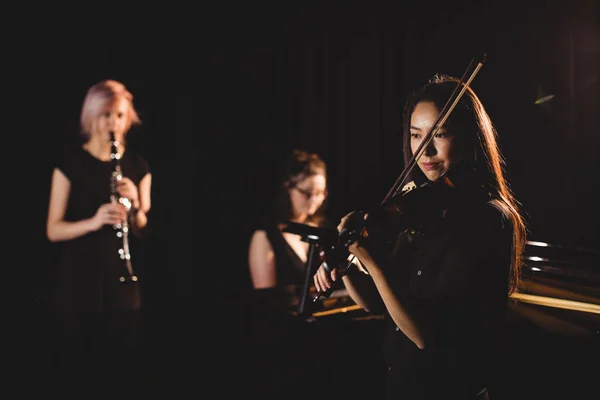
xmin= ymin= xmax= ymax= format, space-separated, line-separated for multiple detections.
xmin=87 ymin=216 xmax=100 ymax=232
xmin=130 ymin=206 xmax=140 ymax=217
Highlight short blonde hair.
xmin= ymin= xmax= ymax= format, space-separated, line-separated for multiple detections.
xmin=79 ymin=79 xmax=141 ymax=140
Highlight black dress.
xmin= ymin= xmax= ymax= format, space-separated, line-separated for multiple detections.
xmin=248 ymin=219 xmax=328 ymax=399
xmin=51 ymin=144 xmax=150 ymax=400
xmin=53 ymin=145 xmax=149 ymax=314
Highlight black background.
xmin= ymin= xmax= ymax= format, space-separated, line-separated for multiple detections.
xmin=5 ymin=0 xmax=599 ymax=398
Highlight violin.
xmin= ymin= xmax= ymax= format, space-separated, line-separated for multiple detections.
xmin=314 ymin=54 xmax=487 ymax=301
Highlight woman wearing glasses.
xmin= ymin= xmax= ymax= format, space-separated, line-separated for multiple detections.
xmin=247 ymin=148 xmax=330 ymax=399
xmin=248 ymin=148 xmax=329 ymax=293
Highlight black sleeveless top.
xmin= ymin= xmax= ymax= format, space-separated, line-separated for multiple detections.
xmin=52 ymin=144 xmax=150 ymax=314
xmin=250 ymin=218 xmax=328 ymax=316
xmin=264 ymin=221 xmax=308 ymax=287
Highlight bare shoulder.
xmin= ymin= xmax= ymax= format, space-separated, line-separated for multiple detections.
xmin=249 ymin=229 xmax=270 ymax=247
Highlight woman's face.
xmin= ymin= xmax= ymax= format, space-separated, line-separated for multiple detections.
xmin=92 ymin=97 xmax=130 ymax=140
xmin=288 ymin=174 xmax=327 ymax=220
xmin=410 ymin=101 xmax=459 ymax=181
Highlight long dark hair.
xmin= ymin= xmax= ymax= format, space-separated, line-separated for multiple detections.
xmin=402 ymin=74 xmax=527 ymax=294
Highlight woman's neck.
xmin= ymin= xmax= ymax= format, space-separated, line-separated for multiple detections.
xmin=83 ymin=135 xmax=125 ymax=161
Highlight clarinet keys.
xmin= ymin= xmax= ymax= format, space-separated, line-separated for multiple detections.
xmin=109 ymin=131 xmax=138 ymax=284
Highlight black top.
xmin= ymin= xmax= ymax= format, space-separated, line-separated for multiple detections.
xmin=381 ymin=190 xmax=513 ymax=399
xmin=247 ymin=219 xmax=339 ymax=398
xmin=249 ymin=219 xmax=318 ymax=314
xmin=52 ymin=145 xmax=150 ymax=314
xmin=264 ymin=221 xmax=308 ymax=288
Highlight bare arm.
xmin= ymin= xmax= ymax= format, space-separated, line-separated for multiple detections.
xmin=315 ymin=210 xmax=424 ymax=348
xmin=46 ymin=168 xmax=127 ymax=242
xmin=341 ymin=270 xmax=381 ymax=312
xmin=248 ymin=230 xmax=277 ymax=289
xmin=129 ymin=172 xmax=151 ymax=236
xmin=351 ymin=247 xmax=426 ymax=349
xmin=46 ymin=168 xmax=97 ymax=242
xmin=348 ymin=204 xmax=511 ymax=352
xmin=315 ymin=256 xmax=382 ymax=312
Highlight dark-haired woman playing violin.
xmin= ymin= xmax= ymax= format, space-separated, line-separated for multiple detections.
xmin=314 ymin=74 xmax=527 ymax=400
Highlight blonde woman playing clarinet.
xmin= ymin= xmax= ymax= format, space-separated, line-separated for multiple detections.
xmin=46 ymin=79 xmax=152 ymax=400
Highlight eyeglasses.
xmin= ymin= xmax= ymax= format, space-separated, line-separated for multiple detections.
xmin=293 ymin=186 xmax=327 ymax=200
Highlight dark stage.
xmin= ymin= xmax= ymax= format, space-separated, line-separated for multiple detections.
xmin=5 ymin=1 xmax=599 ymax=399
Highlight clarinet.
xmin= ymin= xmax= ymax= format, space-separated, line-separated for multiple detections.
xmin=109 ymin=131 xmax=138 ymax=283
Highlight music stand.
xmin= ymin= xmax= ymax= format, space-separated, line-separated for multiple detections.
xmin=281 ymin=221 xmax=338 ymax=317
